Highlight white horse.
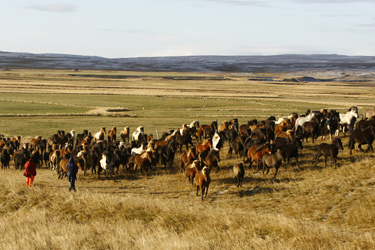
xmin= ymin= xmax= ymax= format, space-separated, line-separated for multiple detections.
xmin=295 ymin=112 xmax=315 ymax=132
xmin=69 ymin=129 xmax=75 ymax=143
xmin=99 ymin=153 xmax=113 ymax=179
xmin=338 ymin=110 xmax=359 ymax=134
xmin=132 ymin=126 xmax=144 ymax=141
xmin=212 ymin=132 xmax=222 ymax=151
xmin=131 ymin=144 xmax=144 ymax=155
xmin=275 ymin=117 xmax=287 ymax=124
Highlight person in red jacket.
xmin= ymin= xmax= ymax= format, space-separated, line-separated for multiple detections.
xmin=24 ymin=158 xmax=37 ymax=186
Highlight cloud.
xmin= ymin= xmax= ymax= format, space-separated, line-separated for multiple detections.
xmin=290 ymin=0 xmax=375 ymax=3
xmin=154 ymin=0 xmax=271 ymax=7
xmin=25 ymin=3 xmax=77 ymax=13
xmin=98 ymin=28 xmax=154 ymax=35
xmin=201 ymin=0 xmax=270 ymax=7
xmin=355 ymin=22 xmax=375 ymax=28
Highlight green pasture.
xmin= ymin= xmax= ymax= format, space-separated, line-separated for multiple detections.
xmin=0 ymin=92 xmax=332 ymax=139
xmin=0 ymin=69 xmax=372 ymax=139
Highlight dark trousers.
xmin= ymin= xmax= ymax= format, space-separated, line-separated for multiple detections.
xmin=68 ymin=174 xmax=76 ymax=190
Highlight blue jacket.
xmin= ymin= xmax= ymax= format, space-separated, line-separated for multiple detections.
xmin=67 ymin=157 xmax=78 ymax=176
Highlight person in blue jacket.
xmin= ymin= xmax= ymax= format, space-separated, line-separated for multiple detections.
xmin=66 ymin=156 xmax=78 ymax=191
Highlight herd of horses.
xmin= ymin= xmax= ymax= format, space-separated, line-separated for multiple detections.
xmin=1 ymin=106 xmax=375 ymax=200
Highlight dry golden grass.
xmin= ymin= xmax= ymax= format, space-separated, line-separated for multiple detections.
xmin=1 ymin=69 xmax=375 ymax=249
xmin=1 ymin=136 xmax=375 ymax=249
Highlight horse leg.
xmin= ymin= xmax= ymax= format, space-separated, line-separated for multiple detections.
xmin=295 ymin=156 xmax=301 ymax=169
xmin=348 ymin=139 xmax=354 ymax=155
xmin=333 ymin=156 xmax=337 ymax=168
xmin=201 ymin=187 xmax=205 ymax=200
xmin=215 ymin=163 xmax=219 ymax=173
xmin=205 ymin=186 xmax=209 ymax=198
xmin=196 ymin=185 xmax=199 ymax=196
xmin=324 ymin=156 xmax=328 ymax=168
xmin=228 ymin=147 xmax=233 ymax=158
xmin=358 ymin=143 xmax=364 ymax=153
xmin=314 ymin=152 xmax=322 ymax=167
xmin=266 ymin=166 xmax=270 ymax=175
xmin=366 ymin=140 xmax=373 ymax=153
xmin=274 ymin=166 xmax=279 ymax=179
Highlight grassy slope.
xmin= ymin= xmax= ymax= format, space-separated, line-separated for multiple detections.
xmin=0 ymin=69 xmax=375 ymax=249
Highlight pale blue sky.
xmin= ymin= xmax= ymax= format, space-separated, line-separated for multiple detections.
xmin=1 ymin=0 xmax=374 ymax=58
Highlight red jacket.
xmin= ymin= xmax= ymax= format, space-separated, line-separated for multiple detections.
xmin=24 ymin=158 xmax=37 ymax=177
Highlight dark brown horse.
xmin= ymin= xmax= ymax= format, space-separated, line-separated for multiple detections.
xmin=348 ymin=126 xmax=375 ymax=155
xmin=301 ymin=118 xmax=320 ymax=143
xmin=202 ymin=149 xmax=220 ymax=173
xmin=262 ymin=149 xmax=283 ymax=178
xmin=315 ymin=137 xmax=344 ymax=167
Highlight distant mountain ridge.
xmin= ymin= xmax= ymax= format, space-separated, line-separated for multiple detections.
xmin=1 ymin=51 xmax=375 ymax=72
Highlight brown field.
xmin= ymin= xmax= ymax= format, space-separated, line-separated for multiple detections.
xmin=1 ymin=69 xmax=375 ymax=249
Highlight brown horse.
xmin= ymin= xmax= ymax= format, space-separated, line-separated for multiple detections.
xmin=194 ymin=166 xmax=211 ymax=201
xmin=179 ymin=147 xmax=198 ymax=172
xmin=247 ymin=144 xmax=272 ymax=171
xmin=315 ymin=137 xmax=344 ymax=167
xmin=107 ymin=127 xmax=117 ymax=143
xmin=262 ymin=149 xmax=283 ymax=178
xmin=196 ymin=138 xmax=212 ymax=162
xmin=120 ymin=127 xmax=130 ymax=142
xmin=196 ymin=121 xmax=217 ymax=141
xmin=218 ymin=121 xmax=229 ymax=132
xmin=274 ymin=119 xmax=290 ymax=133
xmin=57 ymin=158 xmax=69 ymax=179
xmin=239 ymin=123 xmax=251 ymax=137
xmin=202 ymin=149 xmax=220 ymax=173
xmin=275 ymin=130 xmax=294 ymax=142
xmin=186 ymin=160 xmax=201 ymax=185
xmin=134 ymin=151 xmax=153 ymax=174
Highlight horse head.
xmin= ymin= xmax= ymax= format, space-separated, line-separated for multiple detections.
xmin=333 ymin=138 xmax=344 ymax=150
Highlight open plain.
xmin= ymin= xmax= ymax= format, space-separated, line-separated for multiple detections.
xmin=1 ymin=68 xmax=375 ymax=249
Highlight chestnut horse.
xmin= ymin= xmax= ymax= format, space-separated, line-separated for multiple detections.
xmin=274 ymin=119 xmax=290 ymax=133
xmin=134 ymin=151 xmax=153 ymax=174
xmin=120 ymin=127 xmax=130 ymax=142
xmin=196 ymin=138 xmax=212 ymax=162
xmin=107 ymin=127 xmax=117 ymax=143
xmin=194 ymin=166 xmax=211 ymax=201
xmin=180 ymin=147 xmax=198 ymax=173
xmin=247 ymin=144 xmax=272 ymax=171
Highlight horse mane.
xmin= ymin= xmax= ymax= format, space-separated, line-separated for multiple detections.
xmin=189 ymin=160 xmax=199 ymax=169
